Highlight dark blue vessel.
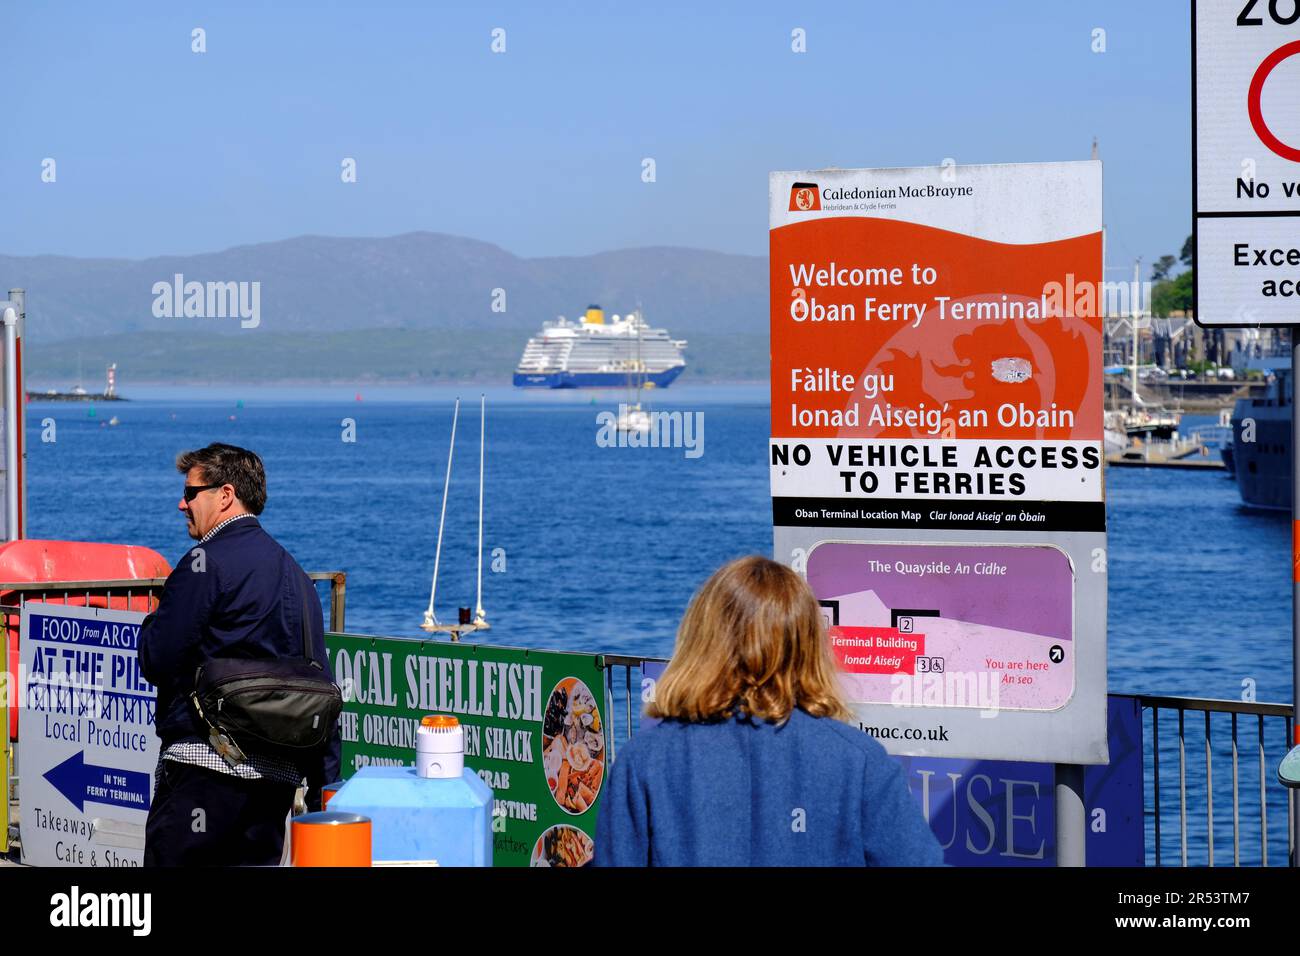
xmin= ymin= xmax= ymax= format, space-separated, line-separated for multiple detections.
xmin=1226 ymin=356 xmax=1291 ymax=510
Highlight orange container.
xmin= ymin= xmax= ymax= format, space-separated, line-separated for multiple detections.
xmin=291 ymin=811 xmax=372 ymax=867
xmin=321 ymin=781 xmax=343 ymax=809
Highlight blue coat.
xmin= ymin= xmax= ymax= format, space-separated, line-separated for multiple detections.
xmin=138 ymin=517 xmax=340 ymax=798
xmin=594 ymin=708 xmax=944 ymax=866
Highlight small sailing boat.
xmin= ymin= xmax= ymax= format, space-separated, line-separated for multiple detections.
xmin=420 ymin=395 xmax=491 ymax=640
xmin=71 ymin=352 xmax=87 ymax=396
xmin=617 ymin=404 xmax=651 ymax=433
xmin=617 ymin=310 xmax=652 ymax=434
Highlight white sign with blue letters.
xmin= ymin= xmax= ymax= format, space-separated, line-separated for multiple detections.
xmin=18 ymin=603 xmax=156 ymax=867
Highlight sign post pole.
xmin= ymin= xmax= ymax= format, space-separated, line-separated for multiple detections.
xmin=1293 ymin=327 xmax=1299 ymax=867
xmin=9 ymin=288 xmax=24 ymax=540
xmin=0 ymin=290 xmax=22 ymax=542
xmin=1055 ymin=763 xmax=1086 ymax=867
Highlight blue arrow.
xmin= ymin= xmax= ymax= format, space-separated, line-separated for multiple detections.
xmin=43 ymin=751 xmax=150 ymax=813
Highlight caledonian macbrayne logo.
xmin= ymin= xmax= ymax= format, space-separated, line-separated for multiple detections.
xmin=789 ymin=182 xmax=821 ymax=212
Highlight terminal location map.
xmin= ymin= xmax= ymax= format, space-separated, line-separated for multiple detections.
xmin=808 ymin=542 xmax=1074 ymax=713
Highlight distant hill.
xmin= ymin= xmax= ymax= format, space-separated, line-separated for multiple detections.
xmin=2 ymin=232 xmax=769 ymax=384
xmin=22 ymin=329 xmax=769 ymax=387
xmin=0 ymin=232 xmax=766 ymax=340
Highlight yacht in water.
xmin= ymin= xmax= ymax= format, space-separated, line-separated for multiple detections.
xmin=1224 ymin=354 xmax=1290 ymax=510
xmin=514 ymin=306 xmax=686 ymax=389
xmin=1104 ymin=364 xmax=1183 ymax=452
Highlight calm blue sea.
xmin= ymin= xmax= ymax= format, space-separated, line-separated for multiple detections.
xmin=22 ymin=385 xmax=1294 ymax=864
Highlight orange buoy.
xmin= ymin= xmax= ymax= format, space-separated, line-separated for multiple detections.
xmin=322 ymin=781 xmax=343 ymax=809
xmin=291 ymin=811 xmax=372 ymax=867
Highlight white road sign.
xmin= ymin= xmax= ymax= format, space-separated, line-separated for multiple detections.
xmin=18 ymin=603 xmax=156 ymax=867
xmin=1194 ymin=0 xmax=1300 ymax=325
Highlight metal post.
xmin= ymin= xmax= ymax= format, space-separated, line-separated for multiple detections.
xmin=1055 ymin=763 xmax=1086 ymax=866
xmin=475 ymin=394 xmax=485 ymax=622
xmin=1 ymin=297 xmax=20 ymax=541
xmin=1131 ymin=259 xmax=1141 ymax=405
xmin=330 ymin=573 xmax=347 ymax=633
xmin=8 ymin=289 xmax=24 ymax=539
xmin=1291 ymin=327 xmax=1299 ymax=866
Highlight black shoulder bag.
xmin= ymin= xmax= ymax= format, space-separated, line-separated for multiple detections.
xmin=190 ymin=577 xmax=342 ymax=767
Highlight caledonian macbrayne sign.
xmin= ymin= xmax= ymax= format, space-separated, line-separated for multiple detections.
xmin=326 ymin=634 xmax=608 ymax=867
xmin=769 ymin=162 xmax=1108 ymax=767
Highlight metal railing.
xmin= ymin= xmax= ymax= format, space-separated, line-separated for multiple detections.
xmin=600 ymin=659 xmax=1298 ymax=867
xmin=600 ymin=655 xmax=668 ymax=764
xmin=1116 ymin=436 xmax=1218 ymax=462
xmin=1139 ymin=694 xmax=1295 ymax=867
xmin=1186 ymin=423 xmax=1234 ymax=448
xmin=4 ymin=571 xmax=348 ymax=851
xmin=0 ymin=570 xmax=347 ymax=635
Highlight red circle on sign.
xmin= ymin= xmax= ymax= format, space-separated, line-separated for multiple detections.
xmin=1248 ymin=40 xmax=1300 ymax=163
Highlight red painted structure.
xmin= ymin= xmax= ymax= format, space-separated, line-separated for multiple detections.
xmin=2 ymin=539 xmax=170 ymax=739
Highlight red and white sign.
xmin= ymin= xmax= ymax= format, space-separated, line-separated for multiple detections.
xmin=770 ymin=162 xmax=1109 ymax=764
xmin=1194 ymin=0 xmax=1300 ymax=326
xmin=829 ymin=626 xmax=922 ymax=675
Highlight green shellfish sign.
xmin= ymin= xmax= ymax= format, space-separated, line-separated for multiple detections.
xmin=326 ymin=634 xmax=607 ymax=867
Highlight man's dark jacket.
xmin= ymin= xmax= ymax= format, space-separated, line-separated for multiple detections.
xmin=138 ymin=516 xmax=341 ymax=806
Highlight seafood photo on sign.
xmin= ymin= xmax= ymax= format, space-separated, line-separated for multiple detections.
xmin=541 ymin=676 xmax=605 ymax=815
xmin=530 ymin=824 xmax=595 ymax=867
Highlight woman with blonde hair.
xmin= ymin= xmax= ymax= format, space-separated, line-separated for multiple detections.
xmin=594 ymin=555 xmax=943 ymax=866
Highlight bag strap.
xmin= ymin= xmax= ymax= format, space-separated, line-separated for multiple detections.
xmin=300 ymin=572 xmax=322 ymax=669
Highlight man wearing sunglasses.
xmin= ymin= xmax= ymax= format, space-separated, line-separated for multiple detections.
xmin=139 ymin=442 xmax=341 ymax=866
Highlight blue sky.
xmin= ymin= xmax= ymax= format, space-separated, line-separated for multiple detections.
xmin=7 ymin=0 xmax=1191 ymax=277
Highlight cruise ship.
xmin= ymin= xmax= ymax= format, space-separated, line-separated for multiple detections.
xmin=513 ymin=306 xmax=687 ymax=389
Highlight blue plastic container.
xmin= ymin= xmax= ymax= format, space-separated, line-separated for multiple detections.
xmin=329 ymin=766 xmax=494 ymax=866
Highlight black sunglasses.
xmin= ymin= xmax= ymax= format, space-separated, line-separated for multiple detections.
xmin=183 ymin=483 xmax=224 ymax=502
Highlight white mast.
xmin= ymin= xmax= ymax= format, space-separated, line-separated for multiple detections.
xmin=474 ymin=394 xmax=487 ymax=627
xmin=1131 ymin=258 xmax=1142 ymax=407
xmin=423 ymin=398 xmax=459 ymax=628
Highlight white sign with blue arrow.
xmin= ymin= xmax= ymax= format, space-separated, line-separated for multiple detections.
xmin=18 ymin=603 xmax=156 ymax=867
